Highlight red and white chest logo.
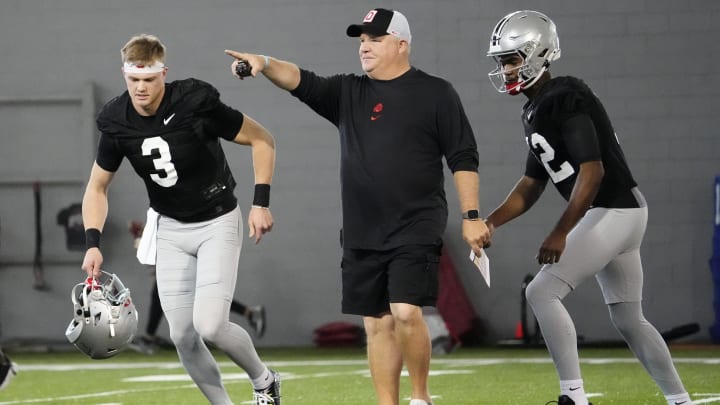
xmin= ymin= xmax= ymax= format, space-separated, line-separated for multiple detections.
xmin=363 ymin=10 xmax=377 ymax=22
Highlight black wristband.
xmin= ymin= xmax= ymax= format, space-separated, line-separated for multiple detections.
xmin=252 ymin=184 xmax=271 ymax=208
xmin=85 ymin=228 xmax=101 ymax=249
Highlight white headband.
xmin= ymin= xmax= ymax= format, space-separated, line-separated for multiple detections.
xmin=123 ymin=61 xmax=166 ymax=74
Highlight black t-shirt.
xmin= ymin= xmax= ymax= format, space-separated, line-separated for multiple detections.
xmin=56 ymin=203 xmax=85 ymax=251
xmin=522 ymin=76 xmax=637 ymax=208
xmin=95 ymin=78 xmax=244 ymax=222
xmin=291 ymin=67 xmax=479 ymax=250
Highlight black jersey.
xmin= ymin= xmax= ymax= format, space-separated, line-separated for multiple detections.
xmin=522 ymin=76 xmax=638 ymax=208
xmin=291 ymin=67 xmax=479 ymax=250
xmin=95 ymin=78 xmax=245 ymax=222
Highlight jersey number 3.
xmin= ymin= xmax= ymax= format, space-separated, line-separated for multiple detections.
xmin=529 ymin=133 xmax=574 ymax=183
xmin=142 ymin=137 xmax=178 ymax=187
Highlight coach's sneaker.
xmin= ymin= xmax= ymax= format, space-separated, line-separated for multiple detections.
xmin=254 ymin=369 xmax=280 ymax=405
xmin=247 ymin=305 xmax=266 ymax=338
xmin=128 ymin=335 xmax=160 ymax=355
xmin=545 ymin=395 xmax=592 ymax=405
xmin=0 ymin=352 xmax=16 ymax=391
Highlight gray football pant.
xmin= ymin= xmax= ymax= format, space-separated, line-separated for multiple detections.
xmin=525 ymin=201 xmax=686 ymax=396
xmin=156 ymin=206 xmax=265 ymax=404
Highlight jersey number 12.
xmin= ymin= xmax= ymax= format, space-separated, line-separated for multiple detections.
xmin=529 ymin=133 xmax=574 ymax=183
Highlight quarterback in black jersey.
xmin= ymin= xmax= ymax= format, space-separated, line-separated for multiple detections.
xmin=485 ymin=11 xmax=692 ymax=405
xmin=81 ymin=34 xmax=280 ymax=405
xmin=226 ymin=8 xmax=490 ymax=405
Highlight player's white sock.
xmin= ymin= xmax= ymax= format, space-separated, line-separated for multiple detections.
xmin=665 ymin=392 xmax=692 ymax=405
xmin=251 ymin=367 xmax=272 ymax=390
xmin=409 ymin=400 xmax=431 ymax=405
xmin=560 ymin=379 xmax=588 ymax=405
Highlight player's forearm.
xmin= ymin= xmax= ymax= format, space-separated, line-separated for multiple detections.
xmin=553 ymin=161 xmax=603 ymax=234
xmin=486 ymin=197 xmax=524 ymax=228
xmin=487 ymin=176 xmax=544 ymax=228
xmin=82 ymin=164 xmax=111 ymax=231
xmin=248 ymin=122 xmax=276 ymax=185
xmin=251 ymin=141 xmax=275 ymax=185
xmin=82 ymin=187 xmax=109 ymax=231
xmin=262 ymin=57 xmax=301 ymax=92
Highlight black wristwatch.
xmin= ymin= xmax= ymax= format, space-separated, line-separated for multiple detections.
xmin=462 ymin=209 xmax=480 ymax=221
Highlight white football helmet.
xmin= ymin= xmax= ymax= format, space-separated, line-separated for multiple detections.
xmin=65 ymin=271 xmax=138 ymax=359
xmin=487 ymin=10 xmax=561 ymax=95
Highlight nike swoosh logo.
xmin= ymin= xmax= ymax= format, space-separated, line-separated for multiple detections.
xmin=675 ymin=401 xmax=687 ymax=405
xmin=569 ymin=387 xmax=580 ymax=391
xmin=370 ymin=115 xmax=381 ymax=121
xmin=163 ymin=113 xmax=176 ymax=125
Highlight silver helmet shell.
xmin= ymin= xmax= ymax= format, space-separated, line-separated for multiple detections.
xmin=487 ymin=10 xmax=561 ymax=94
xmin=65 ymin=271 xmax=138 ymax=359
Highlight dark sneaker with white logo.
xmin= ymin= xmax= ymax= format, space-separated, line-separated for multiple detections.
xmin=545 ymin=395 xmax=592 ymax=405
xmin=254 ymin=369 xmax=280 ymax=405
xmin=0 ymin=352 xmax=16 ymax=391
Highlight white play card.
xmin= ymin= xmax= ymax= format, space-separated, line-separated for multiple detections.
xmin=469 ymin=249 xmax=490 ymax=287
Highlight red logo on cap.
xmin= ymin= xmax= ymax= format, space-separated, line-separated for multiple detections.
xmin=363 ymin=10 xmax=377 ymax=22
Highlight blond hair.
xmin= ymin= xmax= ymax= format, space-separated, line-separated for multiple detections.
xmin=121 ymin=34 xmax=166 ymax=64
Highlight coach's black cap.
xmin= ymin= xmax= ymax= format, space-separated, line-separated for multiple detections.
xmin=346 ymin=8 xmax=412 ymax=43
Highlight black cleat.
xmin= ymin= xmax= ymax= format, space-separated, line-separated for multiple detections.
xmin=0 ymin=352 xmax=17 ymax=391
xmin=545 ymin=395 xmax=592 ymax=405
xmin=254 ymin=369 xmax=280 ymax=405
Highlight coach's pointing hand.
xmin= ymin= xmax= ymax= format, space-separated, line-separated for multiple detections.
xmin=225 ymin=50 xmax=267 ymax=79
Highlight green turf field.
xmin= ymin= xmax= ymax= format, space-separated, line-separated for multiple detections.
xmin=0 ymin=346 xmax=717 ymax=404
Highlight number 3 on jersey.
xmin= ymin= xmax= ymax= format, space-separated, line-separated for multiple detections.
xmin=529 ymin=132 xmax=574 ymax=183
xmin=142 ymin=137 xmax=178 ymax=187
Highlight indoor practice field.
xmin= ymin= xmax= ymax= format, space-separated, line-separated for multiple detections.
xmin=0 ymin=346 xmax=717 ymax=404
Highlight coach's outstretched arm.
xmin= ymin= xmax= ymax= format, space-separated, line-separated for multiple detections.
xmin=224 ymin=50 xmax=300 ymax=91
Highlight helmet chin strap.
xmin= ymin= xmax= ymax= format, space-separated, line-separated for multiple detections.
xmin=505 ymin=64 xmax=549 ymax=95
xmin=505 ymin=80 xmax=525 ymax=95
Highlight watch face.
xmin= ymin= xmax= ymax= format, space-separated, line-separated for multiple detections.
xmin=464 ymin=210 xmax=479 ymax=219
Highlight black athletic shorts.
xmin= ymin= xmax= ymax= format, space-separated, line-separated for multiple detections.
xmin=341 ymin=243 xmax=442 ymax=316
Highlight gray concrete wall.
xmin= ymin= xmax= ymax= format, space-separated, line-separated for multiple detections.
xmin=0 ymin=0 xmax=717 ymax=347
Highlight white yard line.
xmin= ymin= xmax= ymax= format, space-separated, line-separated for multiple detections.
xmin=15 ymin=357 xmax=720 ymax=371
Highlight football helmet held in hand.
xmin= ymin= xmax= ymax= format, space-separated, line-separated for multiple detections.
xmin=487 ymin=10 xmax=561 ymax=94
xmin=65 ymin=271 xmax=138 ymax=359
